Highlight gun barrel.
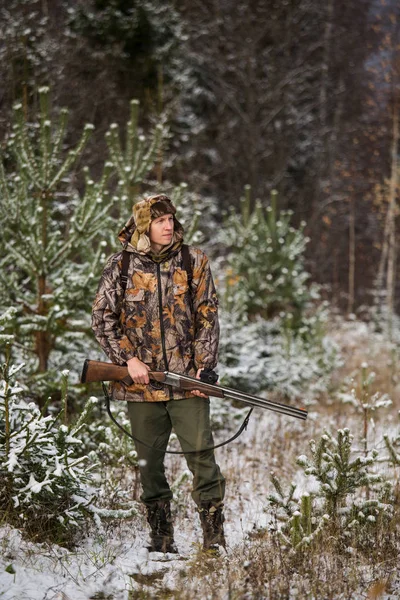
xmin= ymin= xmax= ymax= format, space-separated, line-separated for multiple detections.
xmin=175 ymin=373 xmax=307 ymax=420
xmin=221 ymin=388 xmax=307 ymax=420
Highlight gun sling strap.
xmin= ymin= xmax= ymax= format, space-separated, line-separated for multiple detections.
xmin=102 ymin=383 xmax=253 ymax=455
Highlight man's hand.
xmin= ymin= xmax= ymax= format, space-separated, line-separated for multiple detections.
xmin=127 ymin=357 xmax=150 ymax=384
xmin=191 ymin=368 xmax=209 ymax=398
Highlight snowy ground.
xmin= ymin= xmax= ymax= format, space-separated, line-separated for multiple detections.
xmin=2 ymin=319 xmax=400 ymax=599
xmin=1 ymin=406 xmax=400 ymax=599
xmin=0 ymin=408 xmax=279 ymax=600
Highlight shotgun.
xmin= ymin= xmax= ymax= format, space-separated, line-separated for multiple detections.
xmin=81 ymin=359 xmax=308 ymax=421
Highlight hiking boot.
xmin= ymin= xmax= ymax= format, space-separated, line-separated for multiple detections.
xmin=146 ymin=500 xmax=178 ymax=553
xmin=198 ymin=501 xmax=226 ymax=552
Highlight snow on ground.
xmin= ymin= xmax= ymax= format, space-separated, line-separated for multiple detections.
xmin=0 ymin=408 xmax=280 ymax=600
xmin=2 ymin=319 xmax=400 ymax=599
xmin=1 ymin=401 xmax=399 ymax=599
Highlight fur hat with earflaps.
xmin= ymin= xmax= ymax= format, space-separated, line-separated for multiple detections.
xmin=118 ymin=194 xmax=184 ymax=254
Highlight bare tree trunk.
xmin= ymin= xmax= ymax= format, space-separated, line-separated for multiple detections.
xmin=376 ymin=101 xmax=399 ymax=330
xmin=376 ymin=196 xmax=390 ymax=294
xmin=319 ymin=0 xmax=333 ymax=132
xmin=348 ymin=196 xmax=355 ymax=315
xmin=36 ymin=274 xmax=50 ymax=374
xmin=42 ymin=0 xmax=49 ymax=18
xmin=156 ymin=64 xmax=164 ymax=186
xmin=311 ymin=0 xmax=333 ymax=232
xmin=386 ymin=102 xmax=399 ymax=337
xmin=333 ymin=246 xmax=339 ymax=306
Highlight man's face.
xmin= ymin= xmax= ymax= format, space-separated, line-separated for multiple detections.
xmin=149 ymin=213 xmax=174 ymax=248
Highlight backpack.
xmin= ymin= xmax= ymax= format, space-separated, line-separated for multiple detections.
xmin=120 ymin=244 xmax=193 ymax=294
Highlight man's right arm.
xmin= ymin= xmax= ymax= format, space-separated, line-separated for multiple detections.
xmin=91 ymin=253 xmax=138 ymax=366
xmin=92 ymin=254 xmax=159 ymax=385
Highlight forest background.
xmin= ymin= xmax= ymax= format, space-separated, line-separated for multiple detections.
xmin=0 ymin=0 xmax=399 ymax=313
xmin=1 ymin=1 xmax=400 ymax=598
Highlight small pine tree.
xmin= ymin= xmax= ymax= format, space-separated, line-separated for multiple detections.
xmin=0 ymin=88 xmax=165 ymax=403
xmin=218 ymin=185 xmax=337 ymax=397
xmin=221 ymin=186 xmax=318 ymax=322
xmin=105 ymin=98 xmax=164 ymax=210
xmin=0 ymin=88 xmax=111 ymax=397
xmin=268 ymin=473 xmax=328 ymax=551
xmin=338 ymin=362 xmax=392 ymax=458
xmin=297 ymin=428 xmax=383 ymax=519
xmin=268 ymin=428 xmax=394 ymax=555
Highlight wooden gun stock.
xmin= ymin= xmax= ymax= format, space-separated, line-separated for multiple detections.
xmin=81 ymin=359 xmax=131 ymax=384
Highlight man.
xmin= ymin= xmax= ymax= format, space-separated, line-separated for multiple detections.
xmin=91 ymin=194 xmax=226 ymax=554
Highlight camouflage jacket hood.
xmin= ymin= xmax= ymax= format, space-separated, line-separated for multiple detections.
xmin=91 ymin=219 xmax=219 ymax=402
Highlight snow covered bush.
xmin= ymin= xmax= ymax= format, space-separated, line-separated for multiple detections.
xmin=216 ymin=186 xmax=338 ymax=399
xmin=0 ymin=342 xmax=98 ymax=546
xmin=297 ymin=428 xmax=384 ymax=516
xmin=268 ymin=428 xmax=395 ymax=556
xmin=220 ymin=186 xmax=319 ymax=322
xmin=218 ymin=309 xmax=339 ymax=399
xmin=268 ymin=474 xmax=329 ymax=551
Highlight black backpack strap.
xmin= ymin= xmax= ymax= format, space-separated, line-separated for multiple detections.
xmin=181 ymin=244 xmax=193 ymax=288
xmin=120 ymin=250 xmax=130 ymax=293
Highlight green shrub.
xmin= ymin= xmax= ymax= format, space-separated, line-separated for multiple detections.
xmin=0 ymin=341 xmax=97 ymax=546
xmin=268 ymin=428 xmax=395 ymax=556
xmin=220 ymin=186 xmax=319 ymax=322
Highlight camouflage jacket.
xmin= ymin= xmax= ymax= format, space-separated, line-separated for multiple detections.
xmin=91 ymin=243 xmax=219 ymax=402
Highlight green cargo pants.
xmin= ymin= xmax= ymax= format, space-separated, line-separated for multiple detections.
xmin=127 ymin=396 xmax=226 ymax=507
